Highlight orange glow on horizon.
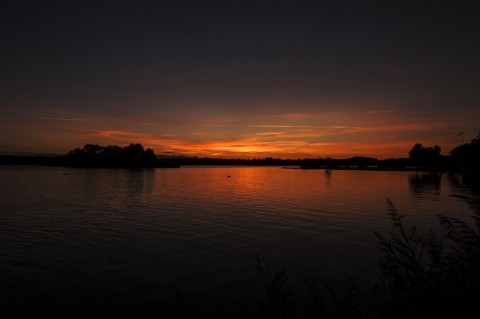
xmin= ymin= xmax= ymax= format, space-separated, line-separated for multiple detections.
xmin=1 ymin=108 xmax=478 ymax=159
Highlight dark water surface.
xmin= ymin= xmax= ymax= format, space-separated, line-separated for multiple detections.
xmin=0 ymin=166 xmax=476 ymax=316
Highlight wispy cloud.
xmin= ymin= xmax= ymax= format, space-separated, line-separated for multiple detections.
xmin=2 ymin=107 xmax=479 ymax=158
xmin=35 ymin=117 xmax=81 ymax=121
xmin=247 ymin=125 xmax=314 ymax=128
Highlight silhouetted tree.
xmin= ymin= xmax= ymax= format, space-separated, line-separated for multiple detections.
xmin=450 ymin=132 xmax=480 ymax=174
xmin=144 ymin=148 xmax=156 ymax=167
xmin=409 ymin=143 xmax=442 ymax=170
xmin=64 ymin=143 xmax=159 ymax=168
xmin=409 ymin=143 xmax=424 ymax=170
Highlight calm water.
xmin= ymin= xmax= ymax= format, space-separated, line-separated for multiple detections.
xmin=0 ymin=165 xmax=477 ymax=316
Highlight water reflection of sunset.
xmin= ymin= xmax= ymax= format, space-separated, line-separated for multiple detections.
xmin=148 ymin=167 xmax=471 ymax=230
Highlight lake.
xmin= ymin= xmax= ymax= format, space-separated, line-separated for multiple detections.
xmin=0 ymin=165 xmax=477 ymax=317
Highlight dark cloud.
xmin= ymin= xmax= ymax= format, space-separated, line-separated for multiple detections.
xmin=1 ymin=1 xmax=479 ymax=156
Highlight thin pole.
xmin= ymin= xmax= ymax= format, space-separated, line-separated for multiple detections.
xmin=461 ymin=131 xmax=464 ymax=174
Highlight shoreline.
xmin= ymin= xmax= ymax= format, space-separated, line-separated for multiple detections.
xmin=0 ymin=162 xmax=463 ymax=174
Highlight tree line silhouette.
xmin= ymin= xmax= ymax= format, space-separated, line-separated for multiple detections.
xmin=63 ymin=143 xmax=174 ymax=168
xmin=63 ymin=143 xmax=152 ymax=168
xmin=0 ymin=133 xmax=479 ymax=173
xmin=299 ymin=132 xmax=480 ymax=174
xmin=408 ymin=143 xmax=442 ymax=170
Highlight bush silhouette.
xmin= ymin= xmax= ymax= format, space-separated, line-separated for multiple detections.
xmin=64 ymin=143 xmax=157 ymax=168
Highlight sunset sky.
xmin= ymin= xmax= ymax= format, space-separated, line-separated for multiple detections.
xmin=1 ymin=1 xmax=479 ymax=159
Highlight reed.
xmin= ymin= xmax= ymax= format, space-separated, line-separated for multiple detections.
xmin=255 ymin=254 xmax=293 ymax=319
xmin=171 ymin=197 xmax=480 ymax=318
xmin=371 ymin=197 xmax=480 ymax=318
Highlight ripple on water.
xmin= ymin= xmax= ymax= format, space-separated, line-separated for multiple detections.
xmin=0 ymin=167 xmax=476 ymax=312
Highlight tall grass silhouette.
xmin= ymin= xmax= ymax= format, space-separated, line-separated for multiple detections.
xmin=171 ymin=197 xmax=480 ymax=318
xmin=371 ymin=197 xmax=480 ymax=318
xmin=255 ymin=254 xmax=293 ymax=319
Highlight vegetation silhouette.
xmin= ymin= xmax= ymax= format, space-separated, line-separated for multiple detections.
xmin=450 ymin=132 xmax=480 ymax=174
xmin=2 ymin=143 xmax=480 ymax=317
xmin=408 ymin=143 xmax=442 ymax=171
xmin=63 ymin=143 xmax=178 ymax=168
xmin=169 ymin=197 xmax=480 ymax=319
xmin=370 ymin=198 xmax=480 ymax=318
xmin=1 ymin=134 xmax=479 ymax=175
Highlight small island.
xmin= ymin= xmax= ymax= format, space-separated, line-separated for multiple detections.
xmin=0 ymin=133 xmax=479 ymax=175
xmin=63 ymin=143 xmax=179 ymax=168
